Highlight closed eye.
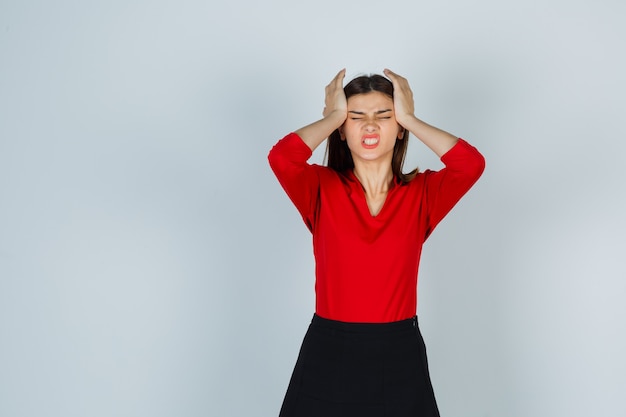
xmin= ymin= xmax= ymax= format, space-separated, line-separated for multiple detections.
xmin=348 ymin=109 xmax=392 ymax=120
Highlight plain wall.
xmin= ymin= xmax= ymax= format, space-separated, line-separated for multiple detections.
xmin=1 ymin=0 xmax=625 ymax=416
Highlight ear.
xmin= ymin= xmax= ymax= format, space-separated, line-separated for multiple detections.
xmin=397 ymin=127 xmax=405 ymax=140
xmin=339 ymin=127 xmax=346 ymax=141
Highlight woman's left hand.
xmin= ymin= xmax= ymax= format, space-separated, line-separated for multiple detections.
xmin=383 ymin=69 xmax=415 ymax=128
xmin=384 ymin=68 xmax=459 ymax=157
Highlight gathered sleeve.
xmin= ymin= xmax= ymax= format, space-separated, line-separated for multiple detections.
xmin=268 ymin=132 xmax=321 ymax=231
xmin=421 ymin=139 xmax=486 ymax=239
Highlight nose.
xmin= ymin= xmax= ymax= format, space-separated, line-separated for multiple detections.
xmin=364 ymin=118 xmax=378 ymax=132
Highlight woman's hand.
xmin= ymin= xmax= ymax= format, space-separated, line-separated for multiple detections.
xmin=383 ymin=68 xmax=458 ymax=156
xmin=383 ymin=68 xmax=415 ymax=128
xmin=322 ymin=69 xmax=347 ymax=122
xmin=294 ymin=69 xmax=347 ymax=152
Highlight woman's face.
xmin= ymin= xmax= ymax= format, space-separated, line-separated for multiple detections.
xmin=340 ymin=91 xmax=403 ymax=165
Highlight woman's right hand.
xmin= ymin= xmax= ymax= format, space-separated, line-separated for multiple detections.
xmin=322 ymin=69 xmax=347 ymax=121
xmin=294 ymin=69 xmax=348 ymax=152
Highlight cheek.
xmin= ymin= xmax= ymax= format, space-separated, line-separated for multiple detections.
xmin=389 ymin=123 xmax=403 ymax=137
xmin=341 ymin=123 xmax=360 ymax=138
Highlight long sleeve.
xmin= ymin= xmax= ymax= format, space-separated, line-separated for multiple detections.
xmin=268 ymin=132 xmax=322 ymax=231
xmin=421 ymin=138 xmax=486 ymax=239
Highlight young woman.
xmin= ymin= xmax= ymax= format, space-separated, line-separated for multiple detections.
xmin=268 ymin=69 xmax=485 ymax=417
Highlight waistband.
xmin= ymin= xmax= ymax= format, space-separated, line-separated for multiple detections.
xmin=311 ymin=313 xmax=418 ymax=334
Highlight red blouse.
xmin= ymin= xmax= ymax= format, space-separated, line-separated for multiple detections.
xmin=268 ymin=133 xmax=485 ymax=323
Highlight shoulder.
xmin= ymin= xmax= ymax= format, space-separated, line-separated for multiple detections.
xmin=401 ymin=170 xmax=433 ymax=188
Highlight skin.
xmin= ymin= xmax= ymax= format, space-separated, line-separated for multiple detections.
xmin=340 ymin=91 xmax=403 ymax=167
xmin=295 ymin=68 xmax=459 ymax=216
xmin=339 ymin=91 xmax=402 ymax=215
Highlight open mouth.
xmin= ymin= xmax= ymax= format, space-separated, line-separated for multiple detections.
xmin=362 ymin=135 xmax=380 ymax=149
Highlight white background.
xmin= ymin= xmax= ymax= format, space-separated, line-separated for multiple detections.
xmin=1 ymin=1 xmax=625 ymax=416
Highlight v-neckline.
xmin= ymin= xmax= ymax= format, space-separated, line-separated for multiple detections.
xmin=348 ymin=170 xmax=397 ymax=218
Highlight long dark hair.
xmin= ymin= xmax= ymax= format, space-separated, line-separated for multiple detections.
xmin=325 ymin=74 xmax=417 ymax=184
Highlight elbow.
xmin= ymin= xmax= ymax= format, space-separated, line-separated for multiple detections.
xmin=267 ymin=147 xmax=276 ymax=169
xmin=465 ymin=144 xmax=486 ymax=180
xmin=267 ymin=145 xmax=283 ymax=173
xmin=474 ymin=152 xmax=486 ymax=178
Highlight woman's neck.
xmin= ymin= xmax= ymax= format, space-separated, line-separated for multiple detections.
xmin=352 ymin=160 xmax=394 ymax=196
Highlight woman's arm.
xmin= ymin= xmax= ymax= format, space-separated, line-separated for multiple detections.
xmin=384 ymin=69 xmax=458 ymax=158
xmin=267 ymin=70 xmax=348 ymax=231
xmin=295 ymin=69 xmax=348 ymax=152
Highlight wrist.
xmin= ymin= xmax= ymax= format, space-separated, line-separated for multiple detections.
xmin=324 ymin=109 xmax=347 ymax=125
xmin=397 ymin=113 xmax=419 ymax=128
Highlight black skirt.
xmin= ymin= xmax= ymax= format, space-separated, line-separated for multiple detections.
xmin=279 ymin=314 xmax=440 ymax=417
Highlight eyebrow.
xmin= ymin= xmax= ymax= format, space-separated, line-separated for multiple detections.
xmin=348 ymin=109 xmax=393 ymax=115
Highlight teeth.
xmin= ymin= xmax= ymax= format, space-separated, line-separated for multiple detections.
xmin=363 ymin=138 xmax=379 ymax=145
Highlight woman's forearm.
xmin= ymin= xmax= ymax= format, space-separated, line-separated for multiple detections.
xmin=402 ymin=115 xmax=459 ymax=158
xmin=295 ymin=110 xmax=346 ymax=152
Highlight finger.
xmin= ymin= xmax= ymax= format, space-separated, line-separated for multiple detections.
xmin=383 ymin=68 xmax=397 ymax=81
xmin=334 ymin=68 xmax=346 ymax=86
xmin=383 ymin=69 xmax=403 ymax=91
xmin=326 ymin=69 xmax=345 ymax=92
xmin=384 ymin=68 xmax=407 ymax=86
